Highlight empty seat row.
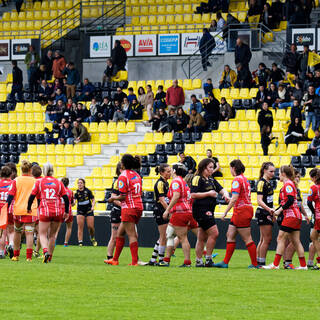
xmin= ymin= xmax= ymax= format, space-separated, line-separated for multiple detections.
xmin=22 ymin=155 xmax=84 ymax=167
xmin=0 ymin=133 xmax=45 ymax=144
xmin=0 ymin=112 xmax=45 ymax=123
xmin=82 ymin=121 xmax=135 ymax=133
xmin=291 ymin=155 xmax=320 ymax=168
xmin=24 ymin=144 xmax=102 ymax=156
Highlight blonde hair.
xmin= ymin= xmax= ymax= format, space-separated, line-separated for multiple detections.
xmin=43 ymin=162 xmax=54 ymax=177
xmin=21 ymin=160 xmax=32 ymax=174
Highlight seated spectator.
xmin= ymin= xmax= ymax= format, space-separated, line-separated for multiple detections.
xmin=100 ymin=96 xmax=114 ymax=122
xmin=219 ymin=97 xmax=232 ymax=121
xmin=112 ymin=100 xmax=125 ymax=122
xmin=127 ymin=87 xmax=137 ymax=103
xmin=306 ymin=129 xmax=320 ymax=156
xmin=206 ymin=149 xmax=222 ymax=177
xmin=190 ymin=94 xmax=203 ymax=114
xmin=150 ymin=108 xmax=167 ymax=132
xmin=256 ymin=63 xmax=269 ymax=87
xmin=137 ymin=86 xmax=147 ymax=108
xmin=55 ymin=99 xmax=65 ymax=123
xmin=272 ymin=84 xmax=289 ymax=109
xmin=85 ymin=98 xmax=99 ymax=123
xmin=203 ymin=78 xmax=213 ymax=97
xmin=269 ymin=63 xmax=285 ymax=85
xmin=179 ymin=152 xmax=196 ymax=174
xmin=234 ymin=63 xmax=252 ymax=88
xmin=145 ymin=84 xmax=154 ymax=120
xmin=258 ymin=102 xmax=273 ymax=132
xmin=166 ymin=80 xmax=185 ymax=110
xmin=284 ymin=117 xmax=305 ymax=145
xmin=45 ymin=99 xmax=55 ymax=122
xmin=203 ymin=92 xmax=220 ymax=129
xmin=302 ymin=85 xmax=317 ymax=133
xmin=113 ymin=86 xmax=127 ymax=104
xmin=78 ymin=78 xmax=95 ymax=101
xmin=175 ymin=107 xmax=189 ymax=132
xmin=153 ymin=85 xmax=166 ymax=113
xmin=102 ymin=58 xmax=118 ymax=86
xmin=167 ymin=108 xmax=178 ymax=132
xmin=313 ymin=69 xmax=320 ymax=90
xmin=282 ymin=44 xmax=300 ymax=76
xmin=38 ymin=79 xmax=53 ymax=104
xmin=30 ymin=64 xmax=47 ymax=94
xmin=125 ymin=98 xmax=143 ymax=121
xmin=75 ymin=102 xmax=90 ymax=122
xmin=289 ymin=81 xmax=303 ymax=103
xmin=254 ymin=85 xmax=268 ymax=109
xmin=219 ymin=65 xmax=237 ymax=89
xmin=260 ymin=125 xmax=276 ymax=155
xmin=290 ymin=99 xmax=302 ymax=123
xmin=54 ymin=88 xmax=67 ymax=104
xmin=266 ymin=82 xmax=278 ymax=106
xmin=72 ymin=120 xmax=91 ymax=143
xmin=122 ymin=97 xmax=130 ymax=117
xmin=63 ymin=100 xmax=74 ymax=122
xmin=58 ymin=121 xmax=74 ymax=144
xmin=186 ymin=108 xmax=206 ymax=133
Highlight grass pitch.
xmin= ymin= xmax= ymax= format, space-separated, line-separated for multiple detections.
xmin=1 ymin=245 xmax=319 ymax=320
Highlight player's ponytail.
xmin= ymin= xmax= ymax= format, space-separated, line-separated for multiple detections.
xmin=115 ymin=162 xmax=122 ymax=177
xmin=259 ymin=162 xmax=275 ymax=180
xmin=61 ymin=177 xmax=69 ymax=187
xmin=43 ymin=162 xmax=54 ymax=177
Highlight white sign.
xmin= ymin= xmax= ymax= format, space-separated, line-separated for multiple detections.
xmin=181 ymin=33 xmax=201 ymax=55
xmin=112 ymin=35 xmax=134 ymax=57
xmin=292 ymin=28 xmax=315 ymax=51
xmin=135 ymin=34 xmax=157 ymax=56
xmin=211 ymin=32 xmax=227 ymax=54
xmin=90 ymin=36 xmax=111 ymax=58
xmin=0 ymin=40 xmax=10 ymax=61
xmin=11 ymin=39 xmax=31 ymax=60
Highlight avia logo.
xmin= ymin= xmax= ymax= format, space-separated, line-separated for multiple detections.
xmin=184 ymin=36 xmax=200 ymax=47
xmin=138 ymin=39 xmax=153 ymax=52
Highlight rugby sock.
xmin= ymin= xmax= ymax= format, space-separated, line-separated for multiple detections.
xmin=150 ymin=240 xmax=159 ymax=262
xmin=26 ymin=248 xmax=33 ymax=260
xmin=158 ymin=245 xmax=166 ymax=262
xmin=184 ymin=259 xmax=191 ymax=266
xmin=43 ymin=248 xmax=48 ymax=255
xmin=9 ymin=241 xmax=13 ymax=247
xmin=113 ymin=237 xmax=125 ymax=261
xmin=259 ymin=258 xmax=266 ymax=265
xmin=13 ymin=249 xmax=20 ymax=257
xmin=298 ymin=256 xmax=306 ymax=267
xmin=273 ymin=254 xmax=282 ymax=267
xmin=205 ymin=255 xmax=212 ymax=262
xmin=48 ymin=255 xmax=52 ymax=262
xmin=78 ymin=240 xmax=83 ymax=245
xmin=307 ymin=259 xmax=314 ymax=267
xmin=223 ymin=242 xmax=236 ymax=264
xmin=164 ymin=257 xmax=170 ymax=263
xmin=107 ymin=255 xmax=113 ymax=260
xmin=129 ymin=241 xmax=139 ymax=265
xmin=316 ymin=257 xmax=320 ymax=264
xmin=196 ymin=258 xmax=203 ymax=265
xmin=246 ymin=241 xmax=257 ymax=266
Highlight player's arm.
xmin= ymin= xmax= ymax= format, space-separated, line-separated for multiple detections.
xmin=27 ymin=181 xmax=39 ymax=212
xmin=221 ymin=192 xmax=239 ymax=220
xmin=163 ymin=191 xmax=180 ymax=220
xmin=7 ymin=180 xmax=16 ymax=206
xmin=274 ymin=196 xmax=294 ymax=216
xmin=108 ymin=177 xmax=126 ymax=202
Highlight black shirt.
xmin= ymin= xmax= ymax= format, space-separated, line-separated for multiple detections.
xmin=111 ymin=178 xmax=121 ymax=212
xmin=75 ymin=187 xmax=94 ymax=213
xmin=191 ymin=175 xmax=223 ymax=211
xmin=154 ymin=177 xmax=169 ymax=212
xmin=13 ymin=66 xmax=23 ymax=85
xmin=256 ymin=178 xmax=274 ymax=209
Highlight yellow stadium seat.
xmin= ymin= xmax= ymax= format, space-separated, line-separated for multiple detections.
xmin=117 ymin=122 xmax=127 ymax=133
xmin=164 ymin=80 xmax=173 ymax=90
xmin=228 ymin=121 xmax=239 ymax=131
xmin=136 ymin=144 xmax=146 ymax=155
xmin=220 ymin=88 xmax=230 ymax=99
xmin=202 ymin=13 xmax=211 ymax=22
xmin=182 ymin=79 xmax=192 ymax=91
xmin=140 ymin=16 xmax=148 ymax=25
xmin=183 ymin=14 xmax=192 ymax=24
xmin=157 ymin=15 xmax=166 ymax=25
xmin=195 ymin=144 xmax=205 ymax=155
xmin=225 ymin=144 xmax=235 ymax=155
xmin=275 ymin=109 xmax=286 ymax=121
xmin=248 ymin=121 xmax=259 ymax=132
xmin=163 ymin=132 xmax=173 ymax=143
xmin=142 ymin=179 xmax=153 ymax=191
xmin=192 ymin=79 xmax=201 ymax=89
xmin=97 ymin=122 xmax=107 ymax=133
xmin=287 ymin=144 xmax=298 ymax=156
xmin=184 ymin=144 xmax=195 ymax=155
xmin=126 ymin=122 xmax=135 ymax=132
xmin=201 ymin=132 xmax=212 ymax=144
xmin=127 ymin=144 xmax=136 ymax=154
xmin=212 ymin=132 xmax=222 ymax=143
xmin=45 ymin=144 xmax=56 ymax=155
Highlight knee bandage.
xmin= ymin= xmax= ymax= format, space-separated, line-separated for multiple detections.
xmin=14 ymin=226 xmax=23 ymax=233
xmin=24 ymin=225 xmax=34 ymax=233
xmin=166 ymin=225 xmax=176 ymax=247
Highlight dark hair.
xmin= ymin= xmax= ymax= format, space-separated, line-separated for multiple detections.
xmin=309 ymin=168 xmax=320 ymax=184
xmin=78 ymin=178 xmax=86 ymax=186
xmin=206 ymin=148 xmax=212 ymax=153
xmin=61 ymin=177 xmax=69 ymax=187
xmin=259 ymin=162 xmax=274 ymax=180
xmin=172 ymin=163 xmax=188 ymax=178
xmin=12 ymin=60 xmax=17 ymax=66
xmin=196 ymin=158 xmax=214 ymax=176
xmin=121 ymin=154 xmax=141 ymax=170
xmin=217 ymin=12 xmax=222 ymax=19
xmin=32 ymin=165 xmax=42 ymax=178
xmin=5 ymin=162 xmax=17 ymax=179
xmin=155 ymin=163 xmax=170 ymax=175
xmin=191 ymin=94 xmax=196 ymax=98
xmin=69 ymin=62 xmax=74 ymax=66
xmin=230 ymin=159 xmax=245 ymax=175
xmin=147 ymin=84 xmax=152 ymax=90
xmin=158 ymin=85 xmax=163 ymax=90
xmin=128 ymin=87 xmax=134 ymax=91
xmin=116 ymin=162 xmax=122 ymax=176
xmin=178 ymin=152 xmax=185 ymax=156
xmin=0 ymin=166 xmax=11 ymax=179
xmin=280 ymin=165 xmax=297 ymax=187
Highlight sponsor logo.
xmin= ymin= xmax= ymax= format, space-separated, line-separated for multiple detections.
xmin=120 ymin=39 xmax=132 ymax=52
xmin=138 ymin=38 xmax=153 ymax=53
xmin=92 ymin=42 xmax=99 ymax=51
xmin=118 ymin=181 xmax=124 ymax=189
xmin=45 ymin=182 xmax=56 ymax=186
xmin=13 ymin=43 xmax=29 ymax=55
xmin=0 ymin=185 xmax=10 ymax=189
xmin=294 ymin=33 xmax=314 ymax=45
xmin=184 ymin=35 xmax=200 ymax=48
xmin=205 ymin=211 xmax=212 ymax=216
xmin=285 ymin=185 xmax=293 ymax=193
xmin=232 ymin=181 xmax=239 ymax=189
xmin=172 ymin=182 xmax=179 ymax=190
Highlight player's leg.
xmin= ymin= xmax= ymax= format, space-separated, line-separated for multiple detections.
xmin=204 ymin=225 xmax=219 ymax=266
xmin=6 ymin=224 xmax=14 ymax=258
xmin=124 ymin=221 xmax=139 ymax=265
xmin=283 ymin=241 xmax=295 ymax=268
xmin=195 ymin=228 xmax=207 ymax=267
xmin=24 ymin=223 xmax=35 ymax=261
xmin=174 ymin=226 xmax=191 ymax=266
xmin=158 ymin=224 xmax=168 ymax=263
xmin=107 ymin=222 xmax=119 ymax=259
xmin=12 ymin=222 xmax=23 ymax=260
xmin=256 ymin=231 xmax=263 ymax=263
xmin=34 ymin=223 xmax=41 ymax=257
xmin=86 ymin=215 xmax=97 ymax=246
xmin=310 ymin=229 xmax=320 ymax=268
xmin=258 ymin=225 xmax=273 ymax=266
xmin=264 ymin=230 xmax=288 ymax=269
xmin=0 ymin=229 xmax=6 ymax=258
xmin=159 ymin=224 xmax=175 ymax=266
xmin=238 ymin=227 xmax=258 ymax=267
xmin=308 ymin=243 xmax=316 ymax=267
xmin=289 ymin=231 xmax=306 ymax=268
xmin=47 ymin=221 xmax=61 ymax=261
xmin=106 ymin=222 xmax=125 ymax=264
xmin=64 ymin=221 xmax=73 ymax=247
xmin=39 ymin=220 xmax=51 ymax=262
xmin=76 ymin=215 xmax=85 ymax=246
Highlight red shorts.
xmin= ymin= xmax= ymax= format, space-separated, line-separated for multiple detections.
xmin=121 ymin=208 xmax=142 ymax=224
xmin=7 ymin=212 xmax=13 ymax=225
xmin=170 ymin=212 xmax=197 ymax=228
xmin=230 ymin=205 xmax=254 ymax=228
xmin=39 ymin=215 xmax=63 ymax=223
xmin=14 ymin=215 xmax=38 ymax=224
xmin=65 ymin=214 xmax=74 ymax=224
xmin=282 ymin=217 xmax=301 ymax=230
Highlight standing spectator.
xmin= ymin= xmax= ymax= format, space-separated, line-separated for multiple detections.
xmin=190 ymin=95 xmax=203 ymax=114
xmin=290 ymin=99 xmax=302 ymax=123
xmin=199 ymin=28 xmax=216 ymax=71
xmin=166 ymin=80 xmax=185 ymax=111
xmin=284 ymin=117 xmax=305 ymax=145
xmin=219 ymin=65 xmax=237 ymax=89
xmin=113 ymin=86 xmax=127 ymax=104
xmin=306 ymin=129 xmax=320 ymax=156
xmin=186 ymin=108 xmax=206 ymax=133
xmin=52 ymin=50 xmax=66 ymax=84
xmin=206 ymin=149 xmax=222 ymax=177
xmin=9 ymin=60 xmax=23 ymax=102
xmin=102 ymin=58 xmax=118 ymax=86
xmin=58 ymin=121 xmax=74 ymax=144
xmin=62 ymin=62 xmax=80 ymax=99
xmin=72 ymin=120 xmax=91 ymax=143
xmin=153 ymin=85 xmax=166 ymax=113
xmin=235 ymin=38 xmax=252 ymax=71
xmin=258 ymin=102 xmax=273 ymax=132
xmin=260 ymin=125 xmax=275 ymax=155
xmin=247 ymin=0 xmax=262 ymax=16
xmin=282 ymin=44 xmax=300 ymax=75
xmin=179 ymin=152 xmax=196 ymax=174
xmin=24 ymin=45 xmax=40 ymax=90
xmin=299 ymin=45 xmax=310 ymax=81
xmin=15 ymin=0 xmax=23 ymax=12
xmin=234 ymin=63 xmax=252 ymax=88
xmin=78 ymin=78 xmax=95 ymax=101
xmin=145 ymin=85 xmax=154 ymax=120
xmin=269 ymin=63 xmax=285 ymax=85
xmin=260 ymin=3 xmax=274 ymax=30
xmin=175 ymin=107 xmax=189 ymax=131
xmin=100 ymin=96 xmax=114 ymax=122
xmin=203 ymin=78 xmax=213 ymax=96
xmin=41 ymin=49 xmax=53 ymax=80
xmin=216 ymin=12 xmax=225 ymax=32
xmin=302 ymin=85 xmax=317 ymax=133
xmin=219 ymin=97 xmax=232 ymax=121
xmin=127 ymin=87 xmax=137 ymax=103
xmin=203 ymin=92 xmax=220 ymax=127
xmin=271 ymin=0 xmax=283 ymax=28
xmin=111 ymin=40 xmax=127 ymax=71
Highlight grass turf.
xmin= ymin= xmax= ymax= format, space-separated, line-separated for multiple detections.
xmin=0 ymin=246 xmax=319 ymax=320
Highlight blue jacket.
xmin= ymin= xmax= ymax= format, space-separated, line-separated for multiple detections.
xmin=81 ymin=83 xmax=95 ymax=95
xmin=63 ymin=67 xmax=80 ymax=85
xmin=190 ymin=101 xmax=203 ymax=114
xmin=59 ymin=127 xmax=73 ymax=140
xmin=55 ymin=93 xmax=67 ymax=103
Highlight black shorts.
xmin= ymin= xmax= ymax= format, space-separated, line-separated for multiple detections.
xmin=255 ymin=208 xmax=273 ymax=226
xmin=110 ymin=208 xmax=121 ymax=224
xmin=280 ymin=225 xmax=299 ymax=233
xmin=154 ymin=208 xmax=169 ymax=226
xmin=77 ymin=210 xmax=94 ymax=217
xmin=193 ymin=209 xmax=216 ymax=231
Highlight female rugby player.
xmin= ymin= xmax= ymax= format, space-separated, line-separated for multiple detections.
xmin=263 ymin=165 xmax=307 ymax=270
xmin=61 ymin=177 xmax=74 ymax=247
xmin=28 ymin=163 xmax=69 ymax=263
xmin=74 ymin=178 xmax=96 ymax=247
xmin=106 ymin=154 xmax=143 ymax=266
xmin=148 ymin=163 xmax=171 ymax=265
xmin=191 ymin=158 xmax=229 ymax=267
xmin=214 ymin=159 xmax=258 ymax=268
xmin=255 ymin=162 xmax=275 ymax=266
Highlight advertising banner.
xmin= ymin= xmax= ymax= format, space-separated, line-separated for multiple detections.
xmin=11 ymin=39 xmax=31 ymax=60
xmin=181 ymin=33 xmax=201 ymax=55
xmin=0 ymin=40 xmax=10 ymax=60
xmin=158 ymin=34 xmax=180 ymax=55
xmin=292 ymin=28 xmax=316 ymax=51
xmin=112 ymin=35 xmax=134 ymax=57
xmin=90 ymin=36 xmax=111 ymax=58
xmin=135 ymin=34 xmax=157 ymax=56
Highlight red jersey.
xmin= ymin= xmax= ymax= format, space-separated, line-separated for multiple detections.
xmin=0 ymin=178 xmax=11 ymax=206
xmin=279 ymin=180 xmax=302 ymax=221
xmin=61 ymin=187 xmax=74 ymax=215
xmin=31 ymin=176 xmax=67 ymax=217
xmin=308 ymin=184 xmax=320 ymax=221
xmin=231 ymin=174 xmax=252 ymax=209
xmin=118 ymin=170 xmax=143 ymax=210
xmin=167 ymin=176 xmax=192 ymax=214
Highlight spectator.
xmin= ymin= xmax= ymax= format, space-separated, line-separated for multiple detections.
xmin=58 ymin=121 xmax=74 ymax=144
xmin=86 ymin=98 xmax=100 ymax=123
xmin=248 ymin=0 xmax=262 ymax=16
xmin=260 ymin=125 xmax=276 ymax=155
xmin=219 ymin=97 xmax=232 ymax=121
xmin=102 ymin=58 xmax=118 ymax=86
xmin=234 ymin=63 xmax=252 ymax=88
xmin=111 ymin=40 xmax=127 ymax=71
xmin=52 ymin=50 xmax=66 ymax=84
xmin=260 ymin=3 xmax=274 ymax=30
xmin=290 ymin=99 xmax=302 ymax=123
xmin=186 ymin=108 xmax=206 ymax=133
xmin=306 ymin=129 xmax=320 ymax=156
xmin=75 ymin=103 xmax=90 ymax=122
xmin=219 ymin=65 xmax=237 ymax=89
xmin=100 ymin=96 xmax=114 ymax=122
xmin=208 ymin=19 xmax=217 ymax=32
xmin=55 ymin=99 xmax=65 ymax=123
xmin=289 ymin=82 xmax=303 ymax=103
xmin=302 ymin=85 xmax=317 ymax=133
xmin=199 ymin=28 xmax=216 ymax=71
xmin=166 ymin=108 xmax=178 ymax=132
xmin=284 ymin=117 xmax=305 ymax=145
xmin=179 ymin=152 xmax=196 ymax=174
xmin=149 ymin=108 xmax=167 ymax=132
xmin=62 ymin=62 xmax=80 ymax=99
xmin=29 ymin=64 xmax=48 ymax=94
xmin=41 ymin=49 xmax=53 ymax=80
xmin=258 ymin=102 xmax=273 ymax=132
xmin=203 ymin=92 xmax=220 ymax=128
xmin=216 ymin=11 xmax=225 ymax=32
xmin=190 ymin=94 xmax=203 ymax=114
xmin=113 ymin=86 xmax=127 ymax=104
xmin=235 ymin=38 xmax=252 ymax=71
xmin=125 ymin=98 xmax=143 ymax=121
xmin=175 ymin=107 xmax=189 ymax=132
xmin=145 ymin=84 xmax=154 ymax=120
xmin=206 ymin=149 xmax=222 ymax=177
xmin=270 ymin=0 xmax=283 ymax=28
xmin=54 ymin=88 xmax=67 ymax=104
xmin=266 ymin=82 xmax=279 ymax=106
xmin=299 ymin=45 xmax=310 ymax=81
xmin=272 ymin=84 xmax=289 ymax=109
xmin=45 ymin=99 xmax=55 ymax=122
xmin=282 ymin=44 xmax=300 ymax=75
xmin=121 ymin=97 xmax=130 ymax=118
xmin=203 ymin=78 xmax=213 ymax=97
xmin=78 ymin=78 xmax=95 ymax=101
xmin=127 ymin=87 xmax=137 ymax=103
xmin=166 ymin=80 xmax=185 ymax=110
xmin=289 ymin=5 xmax=307 ymax=26
xmin=24 ymin=45 xmax=40 ymax=86
xmin=112 ymin=100 xmax=125 ymax=122
xmin=313 ymin=69 xmax=320 ymax=89
xmin=153 ymin=85 xmax=166 ymax=113
xmin=254 ymin=85 xmax=268 ymax=109
xmin=256 ymin=63 xmax=269 ymax=87
xmin=15 ymin=0 xmax=23 ymax=13
xmin=38 ymin=79 xmax=53 ymax=104
xmin=9 ymin=60 xmax=23 ymax=102
xmin=44 ymin=123 xmax=60 ymax=144
xmin=269 ymin=63 xmax=285 ymax=85
xmin=137 ymin=86 xmax=147 ymax=108
xmin=72 ymin=120 xmax=91 ymax=143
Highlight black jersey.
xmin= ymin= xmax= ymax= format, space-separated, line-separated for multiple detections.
xmin=75 ymin=187 xmax=94 ymax=213
xmin=154 ymin=177 xmax=169 ymax=212
xmin=111 ymin=178 xmax=121 ymax=212
xmin=297 ymin=188 xmax=302 ymax=210
xmin=256 ymin=178 xmax=274 ymax=209
xmin=191 ymin=175 xmax=223 ymax=210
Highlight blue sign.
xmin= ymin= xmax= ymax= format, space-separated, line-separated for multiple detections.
xmin=158 ymin=34 xmax=179 ymax=55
